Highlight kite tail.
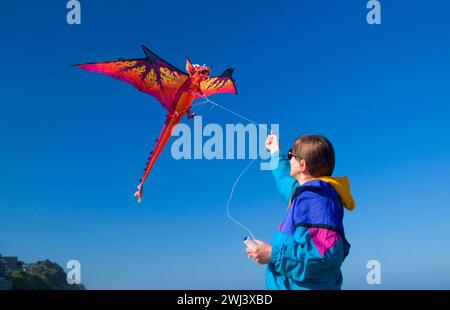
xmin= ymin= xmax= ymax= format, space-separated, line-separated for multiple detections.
xmin=134 ymin=184 xmax=143 ymax=203
xmin=134 ymin=116 xmax=180 ymax=203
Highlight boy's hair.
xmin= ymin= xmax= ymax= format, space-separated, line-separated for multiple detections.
xmin=292 ymin=134 xmax=335 ymax=177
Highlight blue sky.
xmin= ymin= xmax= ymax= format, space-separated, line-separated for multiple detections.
xmin=1 ymin=0 xmax=449 ymax=289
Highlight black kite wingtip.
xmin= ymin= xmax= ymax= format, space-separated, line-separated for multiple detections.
xmin=221 ymin=67 xmax=235 ymax=77
xmin=142 ymin=44 xmax=153 ymax=58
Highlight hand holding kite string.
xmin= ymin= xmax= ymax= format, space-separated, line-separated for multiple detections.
xmin=74 ymin=45 xmax=237 ymax=202
xmin=265 ymin=131 xmax=280 ymax=154
xmin=246 ymin=239 xmax=272 ymax=265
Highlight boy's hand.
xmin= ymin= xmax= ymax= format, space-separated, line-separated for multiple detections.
xmin=246 ymin=240 xmax=272 ymax=265
xmin=265 ymin=132 xmax=280 ymax=154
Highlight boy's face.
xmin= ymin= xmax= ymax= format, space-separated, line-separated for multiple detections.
xmin=290 ymin=157 xmax=301 ymax=178
xmin=290 ymin=156 xmax=310 ymax=183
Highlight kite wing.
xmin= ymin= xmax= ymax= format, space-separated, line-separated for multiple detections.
xmin=75 ymin=46 xmax=189 ymax=111
xmin=197 ymin=68 xmax=237 ymax=97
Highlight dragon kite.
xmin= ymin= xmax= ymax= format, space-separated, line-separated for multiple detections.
xmin=75 ymin=45 xmax=237 ymax=202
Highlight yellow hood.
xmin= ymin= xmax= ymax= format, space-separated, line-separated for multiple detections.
xmin=312 ymin=176 xmax=356 ymax=211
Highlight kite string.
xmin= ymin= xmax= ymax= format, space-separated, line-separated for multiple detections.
xmin=175 ymin=93 xmax=270 ymax=240
xmin=224 ymin=157 xmax=258 ymax=240
xmin=198 ymin=95 xmax=271 ymax=240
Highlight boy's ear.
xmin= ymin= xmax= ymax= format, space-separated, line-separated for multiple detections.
xmin=300 ymin=159 xmax=308 ymax=173
xmin=186 ymin=58 xmax=196 ymax=76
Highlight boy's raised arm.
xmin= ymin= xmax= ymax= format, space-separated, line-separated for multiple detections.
xmin=270 ymin=151 xmax=298 ymax=204
xmin=266 ymin=133 xmax=299 ymax=204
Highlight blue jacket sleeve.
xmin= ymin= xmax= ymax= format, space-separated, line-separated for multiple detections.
xmin=270 ymin=151 xmax=299 ymax=204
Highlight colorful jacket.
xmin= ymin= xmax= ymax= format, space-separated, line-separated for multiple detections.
xmin=266 ymin=151 xmax=355 ymax=290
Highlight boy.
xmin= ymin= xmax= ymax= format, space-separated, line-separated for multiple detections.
xmin=246 ymin=134 xmax=355 ymax=290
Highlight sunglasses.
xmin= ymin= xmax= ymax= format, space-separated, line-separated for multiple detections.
xmin=288 ymin=148 xmax=302 ymax=160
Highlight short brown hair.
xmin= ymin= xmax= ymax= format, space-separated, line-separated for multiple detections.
xmin=292 ymin=134 xmax=335 ymax=177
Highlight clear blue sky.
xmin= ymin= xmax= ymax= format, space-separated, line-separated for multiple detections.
xmin=1 ymin=0 xmax=449 ymax=289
